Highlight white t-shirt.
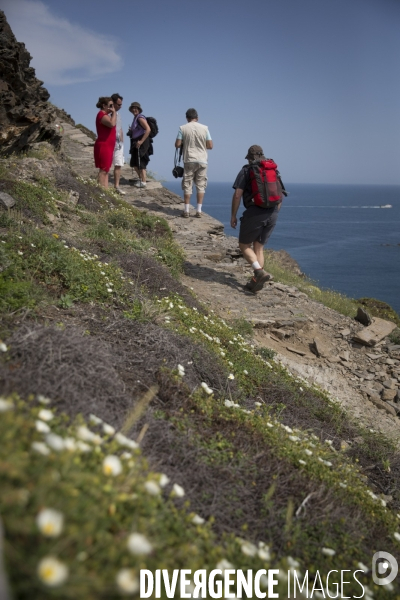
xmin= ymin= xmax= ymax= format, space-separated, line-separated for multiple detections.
xmin=176 ymin=122 xmax=212 ymax=164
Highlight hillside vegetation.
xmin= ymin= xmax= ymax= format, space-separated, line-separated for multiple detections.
xmin=1 ymin=148 xmax=400 ymax=599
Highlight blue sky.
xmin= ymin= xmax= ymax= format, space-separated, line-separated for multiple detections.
xmin=2 ymin=0 xmax=400 ymax=184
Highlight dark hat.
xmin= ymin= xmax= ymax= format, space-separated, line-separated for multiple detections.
xmin=129 ymin=102 xmax=142 ymax=113
xmin=245 ymin=145 xmax=264 ymax=160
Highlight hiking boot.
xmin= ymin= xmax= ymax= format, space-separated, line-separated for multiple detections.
xmin=245 ymin=269 xmax=272 ymax=293
xmin=181 ymin=211 xmax=190 ymax=218
xmin=133 ymin=181 xmax=146 ymax=188
xmin=115 ymin=187 xmax=126 ymax=195
xmin=195 ymin=212 xmax=202 ymax=218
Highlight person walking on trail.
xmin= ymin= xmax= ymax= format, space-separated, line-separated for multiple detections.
xmin=128 ymin=102 xmax=152 ymax=188
xmin=231 ymin=145 xmax=284 ymax=294
xmin=111 ymin=93 xmax=125 ymax=195
xmin=175 ymin=108 xmax=213 ymax=218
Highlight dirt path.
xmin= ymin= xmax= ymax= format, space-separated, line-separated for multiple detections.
xmin=60 ymin=123 xmax=400 ymax=444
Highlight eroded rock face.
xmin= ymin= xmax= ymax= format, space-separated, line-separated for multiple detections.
xmin=0 ymin=11 xmax=73 ymax=155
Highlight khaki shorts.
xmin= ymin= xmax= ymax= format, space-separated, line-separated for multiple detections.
xmin=113 ymin=144 xmax=124 ymax=167
xmin=182 ymin=163 xmax=208 ymax=195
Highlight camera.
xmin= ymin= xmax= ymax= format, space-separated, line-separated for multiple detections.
xmin=172 ymin=166 xmax=184 ymax=178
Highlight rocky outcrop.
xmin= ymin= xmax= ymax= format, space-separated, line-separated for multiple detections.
xmin=0 ymin=11 xmax=72 ymax=155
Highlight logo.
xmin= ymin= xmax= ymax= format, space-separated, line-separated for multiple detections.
xmin=372 ymin=551 xmax=398 ymax=586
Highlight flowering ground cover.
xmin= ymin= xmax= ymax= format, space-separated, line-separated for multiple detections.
xmin=0 ymin=154 xmax=400 ymax=598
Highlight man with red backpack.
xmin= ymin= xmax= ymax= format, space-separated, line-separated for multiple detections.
xmin=231 ymin=145 xmax=286 ymax=294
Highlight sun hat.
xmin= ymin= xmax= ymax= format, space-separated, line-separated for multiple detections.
xmin=245 ymin=145 xmax=265 ymax=160
xmin=129 ymin=102 xmax=142 ymax=113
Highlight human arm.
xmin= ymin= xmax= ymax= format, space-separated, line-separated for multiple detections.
xmin=231 ymin=188 xmax=243 ymax=229
xmin=175 ymin=127 xmax=183 ymax=148
xmin=136 ymin=117 xmax=151 ymax=147
xmin=100 ymin=107 xmax=117 ymax=128
xmin=206 ymin=128 xmax=213 ymax=149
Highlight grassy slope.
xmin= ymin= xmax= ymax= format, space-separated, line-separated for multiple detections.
xmin=0 ymin=151 xmax=399 ymax=599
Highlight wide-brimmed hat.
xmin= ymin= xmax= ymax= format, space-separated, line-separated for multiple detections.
xmin=129 ymin=102 xmax=142 ymax=113
xmin=245 ymin=145 xmax=265 ymax=160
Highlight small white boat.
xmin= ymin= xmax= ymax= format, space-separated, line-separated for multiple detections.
xmin=380 ymin=204 xmax=392 ymax=208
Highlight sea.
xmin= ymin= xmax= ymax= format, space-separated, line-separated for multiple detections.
xmin=163 ymin=181 xmax=400 ymax=315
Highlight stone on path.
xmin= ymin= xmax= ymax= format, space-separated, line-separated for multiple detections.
xmin=352 ymin=318 xmax=397 ymax=346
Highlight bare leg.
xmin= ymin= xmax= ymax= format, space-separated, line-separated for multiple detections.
xmin=184 ymin=193 xmax=191 ymax=206
xmin=239 ymin=241 xmax=266 ymax=269
xmin=196 ymin=191 xmax=205 ymax=213
xmin=98 ymin=170 xmax=109 ymax=188
xmin=140 ymin=169 xmax=147 ymax=183
xmin=114 ymin=165 xmax=121 ymax=189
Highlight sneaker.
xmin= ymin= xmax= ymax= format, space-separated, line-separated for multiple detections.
xmin=195 ymin=212 xmax=202 ymax=218
xmin=245 ymin=269 xmax=273 ymax=293
xmin=133 ymin=181 xmax=146 ymax=188
xmin=181 ymin=211 xmax=190 ymax=218
xmin=114 ymin=187 xmax=126 ymax=195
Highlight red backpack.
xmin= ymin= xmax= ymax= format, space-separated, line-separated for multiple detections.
xmin=244 ymin=159 xmax=286 ymax=209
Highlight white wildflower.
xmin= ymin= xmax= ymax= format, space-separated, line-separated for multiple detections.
xmin=76 ymin=425 xmax=103 ymax=445
xmin=394 ymin=532 xmax=400 ymax=542
xmin=228 ymin=374 xmax=235 ymax=380
xmin=0 ymin=398 xmax=13 ymax=411
xmin=177 ymin=364 xmax=185 ymax=377
xmin=0 ymin=343 xmax=8 ymax=352
xmin=220 ymin=351 xmax=225 ymax=357
xmin=76 ymin=441 xmax=91 ymax=453
xmin=287 ymin=556 xmax=300 ymax=568
xmin=63 ymin=437 xmax=77 ymax=451
xmin=31 ymin=441 xmax=50 ymax=455
xmin=172 ymin=483 xmax=185 ymax=497
xmin=89 ymin=414 xmax=103 ymax=425
xmin=192 ymin=514 xmax=205 ymax=525
xmin=144 ymin=480 xmax=161 ymax=495
xmin=127 ymin=533 xmax=153 ymax=555
xmin=103 ymin=455 xmax=122 ymax=477
xmin=339 ymin=483 xmax=347 ymax=489
xmin=116 ymin=569 xmax=140 ymax=594
xmin=38 ymin=409 xmax=53 ymax=422
xmin=289 ymin=435 xmax=300 ymax=442
xmin=216 ymin=559 xmax=234 ymax=572
xmin=258 ymin=545 xmax=271 ymax=561
xmin=45 ymin=434 xmax=65 ymax=452
xmin=159 ymin=473 xmax=170 ymax=487
xmin=357 ymin=562 xmax=369 ymax=572
xmin=243 ymin=370 xmax=248 ymax=375
xmin=17 ymin=250 xmax=23 ymax=256
xmin=241 ymin=541 xmax=257 ymax=557
xmin=36 ymin=508 xmax=64 ymax=538
xmin=37 ymin=556 xmax=68 ymax=587
xmin=103 ymin=423 xmax=116 ymax=436
xmin=201 ymin=382 xmax=213 ymax=395
xmin=298 ymin=460 xmax=307 ymax=466
xmin=114 ymin=432 xmax=139 ymax=449
xmin=304 ymin=449 xmax=313 ymax=456
xmin=35 ymin=420 xmax=51 ymax=434
xmin=37 ymin=395 xmax=51 ymax=405
xmin=322 ymin=547 xmax=336 ymax=556
xmin=266 ymin=423 xmax=273 ymax=428
xmin=121 ymin=452 xmax=132 ymax=460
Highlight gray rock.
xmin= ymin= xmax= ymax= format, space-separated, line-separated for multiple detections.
xmin=355 ymin=307 xmax=372 ymax=326
xmin=369 ymin=396 xmax=397 ymax=417
xmin=382 ymin=379 xmax=397 ymax=390
xmin=381 ymin=388 xmax=397 ymax=401
xmin=0 ymin=191 xmax=16 ymax=209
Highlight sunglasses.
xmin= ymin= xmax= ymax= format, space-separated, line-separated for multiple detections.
xmin=107 ymin=104 xmax=113 ymax=108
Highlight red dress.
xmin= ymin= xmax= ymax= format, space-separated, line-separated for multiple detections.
xmin=94 ymin=111 xmax=116 ymax=172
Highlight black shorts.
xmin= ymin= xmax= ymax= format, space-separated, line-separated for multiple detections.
xmin=129 ymin=136 xmax=151 ymax=169
xmin=239 ymin=204 xmax=280 ymax=245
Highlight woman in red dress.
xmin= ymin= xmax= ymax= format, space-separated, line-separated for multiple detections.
xmin=94 ymin=97 xmax=117 ymax=188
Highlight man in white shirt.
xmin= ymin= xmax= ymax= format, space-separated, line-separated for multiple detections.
xmin=111 ymin=93 xmax=125 ymax=195
xmin=175 ymin=108 xmax=213 ymax=218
